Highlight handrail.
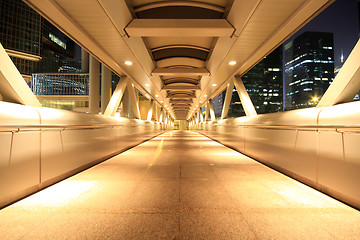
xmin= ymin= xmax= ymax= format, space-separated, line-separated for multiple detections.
xmin=0 ymin=123 xmax=162 ymax=132
xmin=197 ymin=123 xmax=360 ymax=133
xmin=200 ymin=123 xmax=360 ymax=128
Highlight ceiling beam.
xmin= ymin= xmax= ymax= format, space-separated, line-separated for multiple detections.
xmin=170 ymin=99 xmax=193 ymax=103
xmin=167 ymin=94 xmax=196 ymax=99
xmin=125 ymin=19 xmax=234 ymax=37
xmin=161 ymin=85 xmax=201 ymax=90
xmin=171 ymin=103 xmax=191 ymax=106
xmin=152 ymin=67 xmax=210 ymax=76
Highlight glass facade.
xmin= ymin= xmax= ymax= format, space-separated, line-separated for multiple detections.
xmin=285 ymin=32 xmax=334 ymax=110
xmin=31 ymin=73 xmax=89 ymax=95
xmin=229 ymin=46 xmax=283 ymax=117
xmin=210 ymin=0 xmax=359 ymax=119
xmin=212 ymin=90 xmax=225 ymax=119
xmin=0 ymin=0 xmax=41 ymax=56
xmin=0 ymin=0 xmax=41 ymax=78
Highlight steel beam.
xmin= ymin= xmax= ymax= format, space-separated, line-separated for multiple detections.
xmin=221 ymin=80 xmax=235 ymax=119
xmin=152 ymin=67 xmax=210 ymax=76
xmin=147 ymin=99 xmax=154 ymax=121
xmin=125 ymin=19 xmax=234 ymax=37
xmin=104 ymin=77 xmax=128 ymax=116
xmin=0 ymin=43 xmax=41 ymax=107
xmin=317 ymin=38 xmax=360 ymax=107
xmin=233 ymin=76 xmax=257 ymax=116
xmin=161 ymin=85 xmax=201 ymax=90
xmin=127 ymin=81 xmax=141 ymax=119
xmin=208 ymin=99 xmax=216 ymax=121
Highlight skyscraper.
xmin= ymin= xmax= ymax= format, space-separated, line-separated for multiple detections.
xmin=228 ymin=46 xmax=283 ymax=118
xmin=0 ymin=0 xmax=80 ymax=81
xmin=0 ymin=0 xmax=42 ymax=82
xmin=284 ymin=31 xmax=334 ymax=110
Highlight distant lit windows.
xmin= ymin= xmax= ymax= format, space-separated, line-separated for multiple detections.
xmin=268 ymin=68 xmax=280 ymax=72
xmin=49 ymin=33 xmax=67 ymax=49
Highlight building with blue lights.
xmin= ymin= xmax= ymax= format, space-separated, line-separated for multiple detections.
xmin=284 ymin=31 xmax=334 ymax=110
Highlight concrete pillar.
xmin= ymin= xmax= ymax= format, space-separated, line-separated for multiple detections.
xmin=127 ymin=81 xmax=141 ymax=119
xmin=120 ymin=88 xmax=130 ymax=117
xmin=221 ymin=80 xmax=235 ymax=119
xmin=208 ymin=99 xmax=216 ymax=121
xmin=0 ymin=42 xmax=41 ymax=107
xmin=81 ymin=48 xmax=89 ymax=73
xmin=89 ymin=55 xmax=100 ymax=114
xmin=233 ymin=76 xmax=257 ymax=116
xmin=101 ymin=64 xmax=112 ymax=114
xmin=147 ymin=99 xmax=154 ymax=121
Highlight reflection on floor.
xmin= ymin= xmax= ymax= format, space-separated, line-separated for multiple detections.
xmin=1 ymin=131 xmax=359 ymax=239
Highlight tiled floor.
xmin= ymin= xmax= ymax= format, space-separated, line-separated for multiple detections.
xmin=1 ymin=131 xmax=359 ymax=239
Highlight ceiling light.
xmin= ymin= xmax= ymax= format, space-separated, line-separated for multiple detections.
xmin=155 ymin=95 xmax=159 ymax=97
xmin=199 ymin=101 xmax=202 ymax=103
xmin=124 ymin=60 xmax=133 ymax=66
xmin=204 ymin=95 xmax=207 ymax=97
xmin=161 ymin=101 xmax=163 ymax=103
xmin=229 ymin=60 xmax=237 ymax=65
xmin=145 ymin=83 xmax=150 ymax=86
xmin=212 ymin=84 xmax=217 ymax=87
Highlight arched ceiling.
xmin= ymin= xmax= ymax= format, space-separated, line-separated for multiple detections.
xmin=24 ymin=0 xmax=334 ymax=120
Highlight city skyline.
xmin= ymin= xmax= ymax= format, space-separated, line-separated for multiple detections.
xmin=285 ymin=0 xmax=359 ymax=68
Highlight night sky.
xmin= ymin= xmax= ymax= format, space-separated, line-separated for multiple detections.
xmin=285 ymin=0 xmax=360 ymax=68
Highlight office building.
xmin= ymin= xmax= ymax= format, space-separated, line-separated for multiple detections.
xmin=0 ymin=0 xmax=42 ymax=81
xmin=284 ymin=31 xmax=334 ymax=110
xmin=0 ymin=0 xmax=80 ymax=79
xmin=228 ymin=46 xmax=283 ymax=117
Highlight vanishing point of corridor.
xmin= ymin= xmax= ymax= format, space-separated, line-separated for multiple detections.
xmin=1 ymin=131 xmax=359 ymax=239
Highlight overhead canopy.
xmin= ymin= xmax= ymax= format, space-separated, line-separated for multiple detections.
xmin=24 ymin=0 xmax=333 ymax=120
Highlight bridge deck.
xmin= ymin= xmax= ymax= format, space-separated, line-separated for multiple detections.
xmin=1 ymin=131 xmax=359 ymax=239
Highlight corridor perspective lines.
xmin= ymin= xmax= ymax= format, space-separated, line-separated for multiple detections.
xmin=1 ymin=131 xmax=359 ymax=239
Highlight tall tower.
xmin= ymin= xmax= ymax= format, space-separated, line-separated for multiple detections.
xmin=228 ymin=46 xmax=283 ymax=117
xmin=284 ymin=31 xmax=334 ymax=110
xmin=0 ymin=0 xmax=42 ymax=82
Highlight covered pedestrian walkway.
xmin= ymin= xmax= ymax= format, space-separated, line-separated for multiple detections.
xmin=1 ymin=131 xmax=359 ymax=239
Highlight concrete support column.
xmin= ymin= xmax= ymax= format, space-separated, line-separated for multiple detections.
xmin=154 ymin=104 xmax=159 ymax=122
xmin=199 ymin=109 xmax=204 ymax=122
xmin=101 ymin=64 xmax=112 ymax=114
xmin=89 ymin=55 xmax=100 ymax=114
xmin=208 ymin=99 xmax=216 ymax=121
xmin=127 ymin=81 xmax=141 ymax=119
xmin=104 ymin=77 xmax=128 ymax=116
xmin=147 ymin=99 xmax=154 ymax=121
xmin=0 ymin=42 xmax=41 ymax=107
xmin=81 ymin=48 xmax=89 ymax=73
xmin=221 ymin=80 xmax=235 ymax=119
xmin=120 ymin=88 xmax=130 ymax=117
xmin=205 ymin=103 xmax=210 ymax=121
xmin=233 ymin=76 xmax=257 ymax=116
